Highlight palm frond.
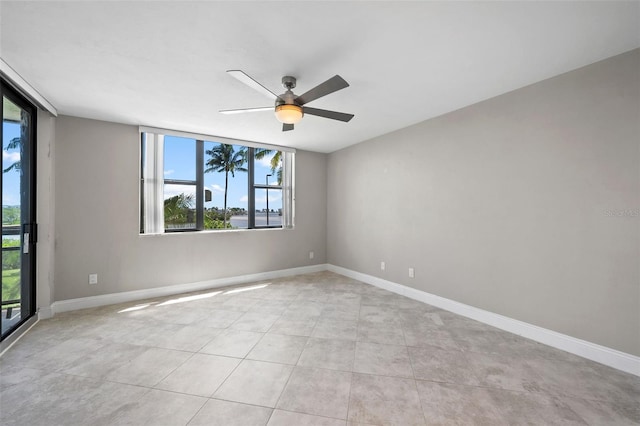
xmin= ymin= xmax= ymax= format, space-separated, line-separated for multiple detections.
xmin=3 ymin=162 xmax=21 ymax=174
xmin=6 ymin=137 xmax=21 ymax=150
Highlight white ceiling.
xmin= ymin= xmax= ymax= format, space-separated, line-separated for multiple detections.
xmin=1 ymin=1 xmax=639 ymax=153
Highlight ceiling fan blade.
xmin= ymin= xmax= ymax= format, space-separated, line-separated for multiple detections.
xmin=227 ymin=70 xmax=280 ymax=100
xmin=219 ymin=107 xmax=273 ymax=114
xmin=282 ymin=123 xmax=294 ymax=132
xmin=295 ymin=75 xmax=349 ymax=105
xmin=303 ymin=107 xmax=354 ymax=122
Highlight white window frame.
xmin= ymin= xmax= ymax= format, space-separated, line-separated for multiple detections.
xmin=139 ymin=127 xmax=295 ymax=234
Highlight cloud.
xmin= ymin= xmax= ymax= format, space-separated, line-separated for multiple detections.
xmin=163 ymin=184 xmax=195 ymax=200
xmin=210 ymin=184 xmax=225 ymax=193
xmin=2 ymin=193 xmax=18 ymax=205
xmin=255 ymin=194 xmax=282 ymax=203
xmin=256 ymin=155 xmax=274 ymax=169
xmin=3 ymin=150 xmax=20 ymax=162
xmin=256 ymin=151 xmax=282 ymax=170
xmin=239 ymin=193 xmax=281 ymax=204
xmin=164 ymin=169 xmax=174 ymax=176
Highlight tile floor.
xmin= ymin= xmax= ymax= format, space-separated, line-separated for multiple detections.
xmin=0 ymin=271 xmax=638 ymax=425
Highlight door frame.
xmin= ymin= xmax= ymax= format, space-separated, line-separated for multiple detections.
xmin=1 ymin=77 xmax=37 ymax=343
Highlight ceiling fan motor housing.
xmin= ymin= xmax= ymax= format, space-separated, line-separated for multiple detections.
xmin=276 ymin=76 xmax=299 ymax=107
xmin=282 ymin=76 xmax=296 ymax=90
xmin=276 ymin=91 xmax=297 ymax=106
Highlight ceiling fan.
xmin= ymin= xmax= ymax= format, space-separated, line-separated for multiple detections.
xmin=220 ymin=70 xmax=354 ymax=132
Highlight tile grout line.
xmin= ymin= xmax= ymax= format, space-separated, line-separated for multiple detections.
xmin=345 ymin=295 xmax=364 ymax=423
xmin=4 ymin=271 xmax=638 ymax=425
xmin=264 ymin=276 xmax=333 ymax=423
xmin=396 ymin=312 xmax=430 ymax=426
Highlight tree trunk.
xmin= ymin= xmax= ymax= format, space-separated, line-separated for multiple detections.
xmin=223 ymin=170 xmax=229 ymax=228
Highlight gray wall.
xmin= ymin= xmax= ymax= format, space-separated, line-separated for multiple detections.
xmin=327 ymin=49 xmax=640 ymax=356
xmin=36 ymin=109 xmax=56 ymax=311
xmin=54 ymin=116 xmax=327 ymax=301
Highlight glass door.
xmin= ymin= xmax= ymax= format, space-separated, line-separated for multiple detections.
xmin=1 ymin=80 xmax=36 ymax=340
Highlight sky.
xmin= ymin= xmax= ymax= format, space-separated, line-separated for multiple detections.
xmin=2 ymin=120 xmax=21 ymax=207
xmin=163 ymin=135 xmax=282 ymax=212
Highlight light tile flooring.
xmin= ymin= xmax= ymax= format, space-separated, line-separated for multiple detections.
xmin=1 ymin=271 xmax=638 ymax=425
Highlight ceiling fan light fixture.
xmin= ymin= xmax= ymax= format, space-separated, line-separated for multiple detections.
xmin=275 ymin=104 xmax=303 ymax=124
xmin=222 ymin=71 xmax=353 ymax=132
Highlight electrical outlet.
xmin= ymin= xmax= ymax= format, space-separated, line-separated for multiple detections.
xmin=381 ymin=261 xmax=385 ymax=271
xmin=408 ymin=268 xmax=415 ymax=278
xmin=309 ymin=251 xmax=315 ymax=259
xmin=89 ymin=273 xmax=98 ymax=285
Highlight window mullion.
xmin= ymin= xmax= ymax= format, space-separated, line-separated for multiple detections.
xmin=248 ymin=147 xmax=255 ymax=229
xmin=254 ymin=184 xmax=282 ymax=190
xmin=140 ymin=134 xmax=145 ymax=233
xmin=196 ymin=140 xmax=204 ymax=230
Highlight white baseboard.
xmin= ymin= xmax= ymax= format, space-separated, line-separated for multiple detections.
xmin=327 ymin=264 xmax=640 ymax=377
xmin=50 ymin=264 xmax=328 ymax=315
xmin=41 ymin=261 xmax=639 ymax=377
xmin=38 ymin=306 xmax=53 ymax=320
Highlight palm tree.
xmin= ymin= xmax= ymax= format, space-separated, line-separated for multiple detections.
xmin=205 ymin=144 xmax=247 ymax=228
xmin=3 ymin=109 xmax=29 ymax=174
xmin=254 ymin=149 xmax=283 ymax=184
xmin=164 ymin=193 xmax=194 ymax=227
xmin=3 ymin=137 xmax=21 ymax=173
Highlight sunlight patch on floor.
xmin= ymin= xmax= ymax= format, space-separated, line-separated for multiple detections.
xmin=223 ymin=284 xmax=269 ymax=295
xmin=158 ymin=290 xmax=224 ymax=307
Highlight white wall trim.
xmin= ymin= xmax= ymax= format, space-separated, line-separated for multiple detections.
xmin=139 ymin=126 xmax=295 ymax=153
xmin=38 ymin=306 xmax=53 ymax=320
xmin=0 ymin=58 xmax=58 ymax=115
xmin=327 ymin=264 xmax=640 ymax=377
xmin=40 ymin=262 xmax=639 ymax=376
xmin=49 ymin=264 xmax=327 ymax=315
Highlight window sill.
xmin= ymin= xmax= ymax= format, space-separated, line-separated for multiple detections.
xmin=139 ymin=226 xmax=293 ymax=237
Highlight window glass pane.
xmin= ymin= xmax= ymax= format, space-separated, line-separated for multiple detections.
xmin=254 ymin=149 xmax=283 ymax=186
xmin=164 ymin=184 xmax=196 ymax=230
xmin=204 ymin=141 xmax=248 ymax=230
xmin=2 ymin=98 xmax=22 ymax=226
xmin=3 ymin=96 xmax=27 ymax=333
xmin=164 ymin=136 xmax=195 ymax=181
xmin=2 ymin=235 xmax=21 ymax=330
xmin=254 ymin=188 xmax=282 ymax=227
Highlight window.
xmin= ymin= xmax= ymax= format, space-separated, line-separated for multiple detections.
xmin=140 ymin=128 xmax=294 ymax=234
xmin=164 ymin=136 xmax=198 ymax=231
